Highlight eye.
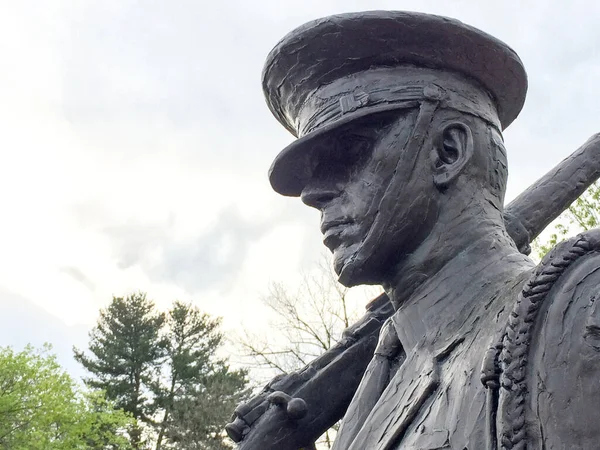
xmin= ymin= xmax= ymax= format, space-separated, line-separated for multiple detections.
xmin=334 ymin=133 xmax=372 ymax=165
xmin=309 ymin=127 xmax=377 ymax=182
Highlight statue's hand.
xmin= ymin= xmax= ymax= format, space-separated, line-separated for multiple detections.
xmin=225 ymin=385 xmax=276 ymax=443
xmin=225 ymin=391 xmax=270 ymax=443
xmin=266 ymin=391 xmax=308 ymax=420
xmin=224 ymin=377 xmax=309 ymax=443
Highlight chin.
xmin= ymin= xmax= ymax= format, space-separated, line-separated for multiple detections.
xmin=332 ymin=253 xmax=347 ymax=279
xmin=332 ymin=246 xmax=356 ymax=284
xmin=333 ymin=245 xmax=383 ymax=288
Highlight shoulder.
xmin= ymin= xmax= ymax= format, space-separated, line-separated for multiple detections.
xmin=527 ymin=230 xmax=600 ymax=448
xmin=533 ymin=230 xmax=600 ymax=369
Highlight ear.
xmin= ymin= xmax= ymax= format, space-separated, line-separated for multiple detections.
xmin=431 ymin=122 xmax=473 ymax=189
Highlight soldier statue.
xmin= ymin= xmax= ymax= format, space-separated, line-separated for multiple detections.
xmin=226 ymin=11 xmax=600 ymax=450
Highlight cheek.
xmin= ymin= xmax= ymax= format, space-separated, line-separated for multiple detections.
xmin=391 ymin=191 xmax=439 ymax=247
xmin=345 ymin=161 xmax=397 ymax=217
xmin=341 ymin=185 xmax=377 ymax=219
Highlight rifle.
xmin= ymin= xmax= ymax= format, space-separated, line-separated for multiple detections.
xmin=226 ymin=133 xmax=600 ymax=450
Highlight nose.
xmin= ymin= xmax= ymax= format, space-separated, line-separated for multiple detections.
xmin=300 ymin=181 xmax=340 ymax=209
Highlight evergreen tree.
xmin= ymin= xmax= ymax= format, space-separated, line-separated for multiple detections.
xmin=76 ymin=294 xmax=248 ymax=449
xmin=74 ymin=293 xmax=166 ymax=449
xmin=154 ymin=301 xmax=248 ymax=450
xmin=166 ymin=366 xmax=248 ymax=450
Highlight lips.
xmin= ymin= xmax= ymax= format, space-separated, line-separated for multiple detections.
xmin=320 ymin=217 xmax=354 ymax=235
xmin=321 ymin=218 xmax=354 ymax=251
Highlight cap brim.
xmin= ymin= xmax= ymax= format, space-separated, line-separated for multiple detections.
xmin=269 ymin=103 xmax=407 ymax=197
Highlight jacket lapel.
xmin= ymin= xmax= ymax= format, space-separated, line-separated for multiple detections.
xmin=348 ymin=351 xmax=440 ymax=450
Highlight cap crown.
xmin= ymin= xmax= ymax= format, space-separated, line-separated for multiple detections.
xmin=262 ymin=11 xmax=527 ymax=133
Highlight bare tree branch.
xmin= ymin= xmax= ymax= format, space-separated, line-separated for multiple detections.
xmin=235 ymin=253 xmax=382 ymax=448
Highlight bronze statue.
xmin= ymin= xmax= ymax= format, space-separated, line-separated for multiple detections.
xmin=226 ymin=11 xmax=600 ymax=449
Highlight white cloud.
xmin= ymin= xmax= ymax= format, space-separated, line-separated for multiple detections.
xmin=0 ymin=0 xmax=598 ymax=377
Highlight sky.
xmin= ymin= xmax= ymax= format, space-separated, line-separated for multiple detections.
xmin=0 ymin=0 xmax=598 ymax=377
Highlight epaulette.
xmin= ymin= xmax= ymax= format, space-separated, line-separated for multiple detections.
xmin=480 ymin=229 xmax=600 ymax=450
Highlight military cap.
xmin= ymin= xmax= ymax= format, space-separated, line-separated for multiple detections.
xmin=263 ymin=11 xmax=528 ymax=196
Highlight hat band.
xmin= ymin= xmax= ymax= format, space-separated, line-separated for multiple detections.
xmin=297 ymin=74 xmax=501 ymax=137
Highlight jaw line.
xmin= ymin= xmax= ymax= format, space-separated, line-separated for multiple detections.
xmin=337 ymin=244 xmax=367 ymax=287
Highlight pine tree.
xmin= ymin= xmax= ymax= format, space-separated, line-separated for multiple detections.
xmin=76 ymin=294 xmax=248 ymax=449
xmin=154 ymin=301 xmax=248 ymax=449
xmin=74 ymin=293 xmax=166 ymax=449
xmin=166 ymin=367 xmax=248 ymax=450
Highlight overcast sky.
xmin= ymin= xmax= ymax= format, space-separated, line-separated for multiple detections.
xmin=0 ymin=0 xmax=598 ymax=376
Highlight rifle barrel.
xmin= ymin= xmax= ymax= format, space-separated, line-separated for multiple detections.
xmin=505 ymin=134 xmax=600 ymax=253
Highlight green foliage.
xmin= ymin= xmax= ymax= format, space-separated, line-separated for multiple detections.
xmin=74 ymin=292 xmax=166 ymax=448
xmin=532 ymin=181 xmax=600 ymax=259
xmin=76 ymin=391 xmax=134 ymax=450
xmin=75 ymin=294 xmax=248 ymax=450
xmin=0 ymin=344 xmax=132 ymax=450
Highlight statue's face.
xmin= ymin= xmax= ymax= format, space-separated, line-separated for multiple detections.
xmin=301 ymin=109 xmax=438 ymax=285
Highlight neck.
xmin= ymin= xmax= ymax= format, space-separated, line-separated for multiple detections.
xmin=383 ymin=193 xmax=534 ymax=351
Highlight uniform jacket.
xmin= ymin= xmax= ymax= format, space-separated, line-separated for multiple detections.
xmin=334 ymin=231 xmax=600 ymax=450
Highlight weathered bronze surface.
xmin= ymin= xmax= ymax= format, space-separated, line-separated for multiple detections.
xmin=226 ymin=11 xmax=600 ymax=450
